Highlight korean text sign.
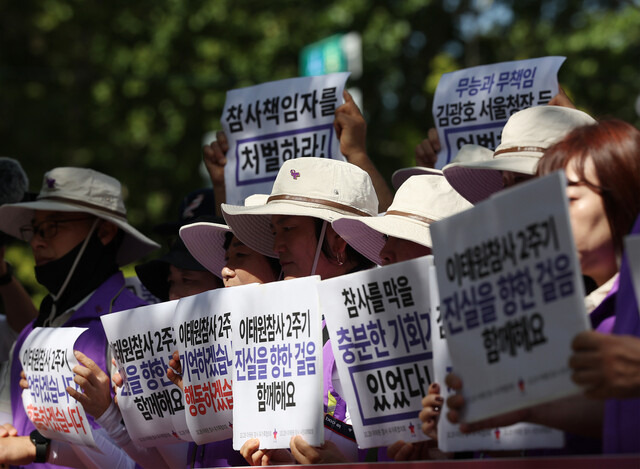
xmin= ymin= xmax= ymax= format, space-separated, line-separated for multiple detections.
xmin=429 ymin=266 xmax=564 ymax=451
xmin=319 ymin=257 xmax=435 ymax=448
xmin=222 ymin=72 xmax=349 ymax=205
xmin=101 ymin=301 xmax=189 ymax=447
xmin=432 ymin=56 xmax=564 ymax=168
xmin=173 ymin=285 xmax=259 ymax=445
xmin=20 ymin=327 xmax=98 ymax=448
xmin=232 ymin=276 xmax=324 ymax=450
xmin=431 ymin=171 xmax=590 ymax=423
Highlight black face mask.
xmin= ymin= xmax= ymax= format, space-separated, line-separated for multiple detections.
xmin=35 ymin=231 xmax=119 ymax=326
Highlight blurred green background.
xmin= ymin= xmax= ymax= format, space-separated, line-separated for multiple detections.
xmin=2 ymin=0 xmax=639 ymax=304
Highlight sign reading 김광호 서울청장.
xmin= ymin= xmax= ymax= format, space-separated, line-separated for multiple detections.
xmin=432 ymin=56 xmax=565 ymax=169
xmin=430 ymin=171 xmax=590 ymax=423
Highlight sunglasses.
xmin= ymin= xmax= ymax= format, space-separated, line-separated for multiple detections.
xmin=19 ymin=217 xmax=92 ymax=242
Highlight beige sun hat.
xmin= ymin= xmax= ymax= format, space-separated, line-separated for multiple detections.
xmin=180 ymin=194 xmax=270 ymax=278
xmin=391 ymin=166 xmax=442 ymax=190
xmin=0 ymin=167 xmax=159 ymax=265
xmin=332 ymin=174 xmax=472 ymax=265
xmin=221 ymin=158 xmax=378 ymax=257
xmin=442 ymin=144 xmax=502 ymax=203
xmin=443 ymin=106 xmax=596 ymax=204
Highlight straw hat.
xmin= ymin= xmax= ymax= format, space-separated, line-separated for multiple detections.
xmin=443 ymin=106 xmax=596 ymax=203
xmin=391 ymin=166 xmax=442 ymax=190
xmin=221 ymin=158 xmax=378 ymax=257
xmin=0 ymin=167 xmax=159 ymax=265
xmin=180 ymin=194 xmax=270 ymax=278
xmin=332 ymin=174 xmax=472 ymax=265
xmin=442 ymin=144 xmax=501 ymax=203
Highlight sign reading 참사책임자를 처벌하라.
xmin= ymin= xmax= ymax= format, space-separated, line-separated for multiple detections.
xmin=432 ymin=56 xmax=565 ymax=169
xmin=20 ymin=327 xmax=98 ymax=449
xmin=222 ymin=73 xmax=349 ymax=205
xmin=173 ymin=284 xmax=260 ymax=445
xmin=428 ymin=265 xmax=564 ymax=452
xmin=430 ymin=171 xmax=590 ymax=423
xmin=232 ymin=276 xmax=324 ymax=450
xmin=319 ymin=256 xmax=435 ymax=449
xmin=101 ymin=301 xmax=191 ymax=447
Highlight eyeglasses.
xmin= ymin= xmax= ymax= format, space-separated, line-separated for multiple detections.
xmin=19 ymin=217 xmax=92 ymax=242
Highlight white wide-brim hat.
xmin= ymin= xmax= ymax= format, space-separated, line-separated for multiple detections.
xmin=442 ymin=144 xmax=502 ymax=204
xmin=222 ymin=158 xmax=378 ymax=257
xmin=180 ymin=194 xmax=269 ymax=278
xmin=391 ymin=167 xmax=442 ymax=190
xmin=443 ymin=106 xmax=596 ymax=204
xmin=0 ymin=167 xmax=159 ymax=266
xmin=332 ymin=174 xmax=473 ymax=265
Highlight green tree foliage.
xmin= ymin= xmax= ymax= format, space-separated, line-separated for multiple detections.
xmin=1 ymin=0 xmax=639 ymax=300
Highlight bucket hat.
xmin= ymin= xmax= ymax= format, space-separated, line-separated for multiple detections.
xmin=153 ymin=188 xmax=216 ymax=236
xmin=332 ymin=174 xmax=472 ymax=265
xmin=443 ymin=106 xmax=596 ymax=204
xmin=442 ymin=144 xmax=502 ymax=204
xmin=391 ymin=166 xmax=442 ymax=190
xmin=221 ymin=158 xmax=378 ymax=257
xmin=180 ymin=194 xmax=269 ymax=278
xmin=134 ymin=237 xmax=209 ymax=301
xmin=0 ymin=167 xmax=159 ymax=265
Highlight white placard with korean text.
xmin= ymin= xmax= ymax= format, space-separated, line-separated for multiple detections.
xmin=430 ymin=266 xmax=564 ymax=451
xmin=20 ymin=327 xmax=98 ymax=449
xmin=101 ymin=301 xmax=190 ymax=447
xmin=222 ymin=73 xmax=349 ymax=205
xmin=232 ymin=276 xmax=324 ymax=450
xmin=174 ymin=284 xmax=259 ymax=445
xmin=319 ymin=257 xmax=435 ymax=449
xmin=432 ymin=56 xmax=565 ymax=168
xmin=624 ymin=235 xmax=640 ymax=316
xmin=431 ymin=171 xmax=590 ymax=423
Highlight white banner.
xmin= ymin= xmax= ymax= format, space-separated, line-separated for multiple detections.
xmin=429 ymin=266 xmax=564 ymax=451
xmin=232 ymin=276 xmax=324 ymax=450
xmin=432 ymin=56 xmax=565 ymax=168
xmin=173 ymin=285 xmax=259 ymax=444
xmin=222 ymin=73 xmax=349 ymax=205
xmin=431 ymin=171 xmax=590 ymax=423
xmin=20 ymin=327 xmax=98 ymax=449
xmin=101 ymin=301 xmax=190 ymax=447
xmin=319 ymin=257 xmax=434 ymax=448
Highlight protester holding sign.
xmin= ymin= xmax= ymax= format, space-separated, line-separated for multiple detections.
xmin=0 ymin=167 xmax=159 ymax=467
xmin=221 ymin=157 xmax=378 ymax=464
xmin=332 ymin=173 xmax=472 ymax=461
xmin=445 ymin=119 xmax=640 ymax=452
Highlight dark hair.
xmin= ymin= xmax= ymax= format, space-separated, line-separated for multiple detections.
xmin=536 ymin=119 xmax=640 ymax=255
xmin=314 ymin=219 xmax=374 ymax=272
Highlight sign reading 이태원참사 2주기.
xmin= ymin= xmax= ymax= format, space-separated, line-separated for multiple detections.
xmin=222 ymin=73 xmax=349 ymax=205
xmin=430 ymin=171 xmax=590 ymax=423
xmin=319 ymin=256 xmax=435 ymax=449
xmin=232 ymin=276 xmax=324 ymax=450
xmin=20 ymin=327 xmax=98 ymax=449
xmin=101 ymin=301 xmax=191 ymax=446
xmin=173 ymin=284 xmax=260 ymax=445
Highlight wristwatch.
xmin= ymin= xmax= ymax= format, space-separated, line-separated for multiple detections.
xmin=29 ymin=430 xmax=50 ymax=463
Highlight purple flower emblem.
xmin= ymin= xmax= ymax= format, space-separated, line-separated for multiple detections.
xmin=45 ymin=178 xmax=56 ymax=189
